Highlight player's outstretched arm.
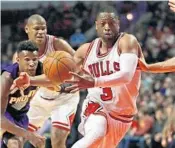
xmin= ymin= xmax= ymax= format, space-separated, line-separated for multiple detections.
xmin=10 ymin=72 xmax=61 ymax=92
xmin=0 ymin=72 xmax=46 ymax=147
xmin=139 ymin=57 xmax=175 ymax=73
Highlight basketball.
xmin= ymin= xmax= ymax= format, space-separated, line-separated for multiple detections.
xmin=43 ymin=51 xmax=77 ymax=84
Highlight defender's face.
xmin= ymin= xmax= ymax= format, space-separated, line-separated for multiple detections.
xmin=25 ymin=20 xmax=47 ymax=45
xmin=96 ymin=12 xmax=119 ymax=40
xmin=17 ymin=51 xmax=39 ymax=76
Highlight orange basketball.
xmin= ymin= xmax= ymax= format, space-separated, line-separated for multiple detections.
xmin=43 ymin=51 xmax=77 ymax=85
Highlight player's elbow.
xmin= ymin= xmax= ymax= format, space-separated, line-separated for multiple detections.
xmin=122 ymin=72 xmax=133 ymax=83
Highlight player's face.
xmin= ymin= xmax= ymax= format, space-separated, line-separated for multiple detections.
xmin=96 ymin=12 xmax=119 ymax=41
xmin=25 ymin=20 xmax=47 ymax=45
xmin=17 ymin=51 xmax=39 ymax=76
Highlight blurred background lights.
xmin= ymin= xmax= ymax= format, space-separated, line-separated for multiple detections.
xmin=126 ymin=13 xmax=134 ymax=21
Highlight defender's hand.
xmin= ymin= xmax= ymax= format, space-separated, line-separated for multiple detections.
xmin=10 ymin=72 xmax=30 ymax=94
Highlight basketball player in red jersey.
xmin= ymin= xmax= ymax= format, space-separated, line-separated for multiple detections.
xmin=13 ymin=14 xmax=79 ymax=148
xmin=63 ymin=7 xmax=143 ymax=148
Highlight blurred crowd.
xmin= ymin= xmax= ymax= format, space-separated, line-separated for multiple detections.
xmin=1 ymin=1 xmax=175 ymax=148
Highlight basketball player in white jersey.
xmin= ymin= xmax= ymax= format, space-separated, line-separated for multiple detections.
xmin=64 ymin=8 xmax=143 ymax=148
xmin=13 ymin=14 xmax=79 ymax=148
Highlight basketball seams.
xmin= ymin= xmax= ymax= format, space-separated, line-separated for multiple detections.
xmin=46 ymin=51 xmax=73 ymax=61
xmin=56 ymin=59 xmax=62 ymax=83
xmin=48 ymin=58 xmax=58 ymax=81
xmin=57 ymin=62 xmax=72 ymax=82
xmin=55 ymin=57 xmax=73 ymax=61
xmin=47 ymin=51 xmax=68 ymax=59
xmin=58 ymin=59 xmax=75 ymax=72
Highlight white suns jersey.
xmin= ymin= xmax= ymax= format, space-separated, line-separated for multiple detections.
xmin=37 ymin=35 xmax=78 ymax=101
xmin=83 ymin=34 xmax=141 ymax=115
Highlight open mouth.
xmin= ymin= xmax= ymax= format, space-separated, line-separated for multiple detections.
xmin=36 ymin=37 xmax=44 ymax=40
xmin=28 ymin=69 xmax=36 ymax=72
xmin=104 ymin=32 xmax=112 ymax=36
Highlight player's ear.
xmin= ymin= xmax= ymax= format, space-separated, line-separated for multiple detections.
xmin=16 ymin=57 xmax=20 ymax=63
xmin=12 ymin=52 xmax=18 ymax=63
xmin=25 ymin=25 xmax=29 ymax=34
xmin=95 ymin=21 xmax=98 ymax=30
xmin=15 ymin=54 xmax=20 ymax=63
xmin=117 ymin=20 xmax=120 ymax=31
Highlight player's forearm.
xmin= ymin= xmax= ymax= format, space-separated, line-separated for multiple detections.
xmin=1 ymin=115 xmax=28 ymax=138
xmin=95 ymin=53 xmax=138 ymax=87
xmin=147 ymin=58 xmax=175 ymax=73
xmin=30 ymin=74 xmax=54 ymax=87
xmin=95 ymin=71 xmax=132 ymax=87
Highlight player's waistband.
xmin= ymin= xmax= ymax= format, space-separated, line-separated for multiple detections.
xmin=6 ymin=106 xmax=28 ymax=115
xmin=40 ymin=96 xmax=57 ymax=101
xmin=40 ymin=92 xmax=79 ymax=101
xmin=109 ymin=113 xmax=134 ymax=123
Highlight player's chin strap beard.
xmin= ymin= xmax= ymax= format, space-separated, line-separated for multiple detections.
xmin=115 ymin=33 xmax=121 ymax=41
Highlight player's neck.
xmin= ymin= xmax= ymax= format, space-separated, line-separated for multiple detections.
xmin=101 ymin=39 xmax=115 ymax=49
xmin=38 ymin=40 xmax=47 ymax=56
xmin=100 ymin=34 xmax=120 ymax=49
xmin=98 ymin=40 xmax=113 ymax=55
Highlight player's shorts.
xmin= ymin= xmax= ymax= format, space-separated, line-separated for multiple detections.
xmin=1 ymin=111 xmax=28 ymax=147
xmin=28 ymin=92 xmax=80 ymax=132
xmin=79 ymin=99 xmax=133 ymax=148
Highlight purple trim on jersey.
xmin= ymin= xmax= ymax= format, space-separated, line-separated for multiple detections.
xmin=5 ymin=111 xmax=29 ymax=129
xmin=1 ymin=63 xmax=19 ymax=80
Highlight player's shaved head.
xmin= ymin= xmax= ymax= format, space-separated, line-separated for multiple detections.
xmin=27 ymin=14 xmax=46 ymax=25
xmin=25 ymin=14 xmax=47 ymax=45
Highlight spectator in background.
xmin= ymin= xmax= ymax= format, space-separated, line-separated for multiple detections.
xmin=151 ymin=107 xmax=166 ymax=148
xmin=122 ymin=108 xmax=154 ymax=148
xmin=161 ymin=104 xmax=175 ymax=148
xmin=134 ymin=108 xmax=154 ymax=147
xmin=69 ymin=28 xmax=87 ymax=48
